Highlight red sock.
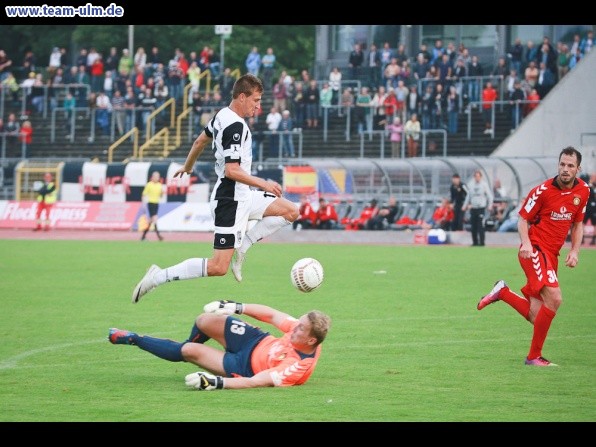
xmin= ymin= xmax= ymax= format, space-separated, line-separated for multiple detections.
xmin=499 ymin=285 xmax=531 ymax=320
xmin=527 ymin=305 xmax=556 ymax=360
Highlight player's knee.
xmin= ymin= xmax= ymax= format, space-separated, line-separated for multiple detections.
xmin=542 ymin=287 xmax=563 ymax=310
xmin=287 ymin=205 xmax=300 ymax=222
xmin=207 ymin=260 xmax=229 ymax=276
xmin=180 ymin=341 xmax=199 ymax=362
xmin=209 ymin=265 xmax=228 ymax=276
xmin=195 ymin=313 xmax=210 ymax=329
xmin=548 ymin=295 xmax=563 ymax=311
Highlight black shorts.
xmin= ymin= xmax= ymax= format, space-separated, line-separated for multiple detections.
xmin=147 ymin=203 xmax=159 ymax=217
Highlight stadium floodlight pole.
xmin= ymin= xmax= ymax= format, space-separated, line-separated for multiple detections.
xmin=128 ymin=25 xmax=134 ymax=58
xmin=220 ymin=33 xmax=225 ymax=72
xmin=215 ymin=25 xmax=232 ymax=72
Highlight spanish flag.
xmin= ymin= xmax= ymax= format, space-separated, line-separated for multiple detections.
xmin=283 ymin=166 xmax=318 ymax=194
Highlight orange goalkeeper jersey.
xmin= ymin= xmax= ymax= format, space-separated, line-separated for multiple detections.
xmin=250 ymin=317 xmax=321 ymax=387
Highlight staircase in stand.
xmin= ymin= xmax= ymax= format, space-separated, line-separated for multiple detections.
xmin=257 ymin=90 xmax=512 ymax=161
xmin=14 ymin=91 xmax=512 ymax=164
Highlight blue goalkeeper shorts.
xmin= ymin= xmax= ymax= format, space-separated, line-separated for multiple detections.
xmin=222 ymin=316 xmax=269 ymax=378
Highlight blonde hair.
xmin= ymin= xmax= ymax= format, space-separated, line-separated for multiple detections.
xmin=307 ymin=310 xmax=331 ymax=345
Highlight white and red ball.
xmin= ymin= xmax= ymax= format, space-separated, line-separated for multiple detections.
xmin=290 ymin=258 xmax=324 ymax=292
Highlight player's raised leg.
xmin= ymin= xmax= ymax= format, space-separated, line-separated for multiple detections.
xmin=477 ymin=280 xmax=506 ymax=310
xmin=232 ymin=195 xmax=298 ymax=282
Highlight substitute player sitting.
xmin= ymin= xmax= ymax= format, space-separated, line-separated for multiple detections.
xmin=109 ymin=300 xmax=331 ymax=390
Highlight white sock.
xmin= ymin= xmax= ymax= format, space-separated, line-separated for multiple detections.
xmin=240 ymin=216 xmax=290 ymax=254
xmin=154 ymin=258 xmax=208 ymax=283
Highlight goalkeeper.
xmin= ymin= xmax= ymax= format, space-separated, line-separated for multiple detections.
xmin=109 ymin=301 xmax=331 ymax=390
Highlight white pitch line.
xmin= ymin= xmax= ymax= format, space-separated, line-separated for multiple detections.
xmin=0 ymin=331 xmax=180 ymax=370
xmin=1 ymin=328 xmax=594 ymax=370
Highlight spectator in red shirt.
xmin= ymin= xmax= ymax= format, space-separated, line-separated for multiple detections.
xmin=90 ymin=55 xmax=104 ymax=93
xmin=177 ymin=52 xmax=189 ymax=77
xmin=344 ymin=199 xmax=379 ymax=230
xmin=427 ymin=197 xmax=454 ymax=230
xmin=525 ymin=88 xmax=540 ymax=117
xmin=19 ymin=120 xmax=33 ymax=145
xmin=315 ymin=197 xmax=338 ymax=230
xmin=383 ymin=88 xmax=398 ymax=121
xmin=293 ymin=195 xmax=317 ymax=230
xmin=481 ymin=81 xmax=498 ymax=135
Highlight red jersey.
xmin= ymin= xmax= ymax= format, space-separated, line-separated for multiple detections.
xmin=250 ymin=317 xmax=321 ymax=387
xmin=383 ymin=94 xmax=398 ymax=117
xmin=19 ymin=126 xmax=33 ymax=144
xmin=482 ymin=87 xmax=497 ymax=109
xmin=316 ymin=204 xmax=338 ymax=222
xmin=299 ymin=202 xmax=316 ymax=225
xmin=519 ymin=176 xmax=590 ymax=255
xmin=91 ymin=60 xmax=104 ymax=76
xmin=351 ymin=205 xmax=377 ymax=227
xmin=432 ymin=205 xmax=453 ymax=223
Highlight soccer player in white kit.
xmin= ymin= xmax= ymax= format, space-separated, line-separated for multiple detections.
xmin=132 ymin=74 xmax=298 ymax=303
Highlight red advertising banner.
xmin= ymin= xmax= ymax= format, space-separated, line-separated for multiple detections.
xmin=0 ymin=201 xmax=142 ymax=230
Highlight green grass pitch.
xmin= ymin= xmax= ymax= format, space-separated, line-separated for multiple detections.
xmin=0 ymin=239 xmax=594 ymax=422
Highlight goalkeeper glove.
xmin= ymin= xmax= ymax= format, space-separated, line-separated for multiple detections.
xmin=185 ymin=371 xmax=224 ymax=391
xmin=203 ymin=299 xmax=244 ymax=315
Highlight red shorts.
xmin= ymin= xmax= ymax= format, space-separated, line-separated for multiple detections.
xmin=35 ymin=202 xmax=53 ymax=220
xmin=518 ymin=245 xmax=559 ymax=300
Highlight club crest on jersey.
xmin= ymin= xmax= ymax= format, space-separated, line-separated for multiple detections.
xmin=233 ymin=132 xmax=240 ymax=141
xmin=573 ymin=196 xmax=581 ymax=206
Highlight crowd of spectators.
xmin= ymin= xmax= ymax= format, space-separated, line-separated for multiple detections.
xmin=0 ymin=43 xmax=227 ymax=144
xmin=216 ymin=33 xmax=591 ymax=159
xmin=0 ymin=30 xmax=593 ymax=157
xmin=292 ymin=33 xmax=593 ymax=154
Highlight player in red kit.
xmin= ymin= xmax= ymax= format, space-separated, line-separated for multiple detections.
xmin=477 ymin=146 xmax=590 ymax=367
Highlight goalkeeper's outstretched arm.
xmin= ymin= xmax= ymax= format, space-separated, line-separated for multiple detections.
xmin=185 ymin=370 xmax=274 ymax=390
xmin=203 ymin=300 xmax=293 ymax=331
xmin=242 ymin=303 xmax=293 ymax=329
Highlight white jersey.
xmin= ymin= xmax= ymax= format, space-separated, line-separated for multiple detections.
xmin=206 ymin=107 xmax=253 ymax=202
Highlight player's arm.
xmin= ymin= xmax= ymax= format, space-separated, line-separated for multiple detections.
xmin=225 ymin=162 xmax=282 ymax=197
xmin=242 ymin=303 xmax=293 ymax=329
xmin=565 ymin=221 xmax=583 ymax=267
xmin=185 ymin=369 xmax=274 ymax=390
xmin=461 ymin=191 xmax=470 ymax=210
xmin=485 ymin=184 xmax=494 ymax=211
xmin=173 ymin=131 xmax=212 ymax=178
xmin=517 ymin=216 xmax=533 ymax=258
xmin=203 ymin=300 xmax=292 ymax=331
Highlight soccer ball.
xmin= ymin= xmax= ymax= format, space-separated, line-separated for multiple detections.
xmin=290 ymin=258 xmax=324 ymax=293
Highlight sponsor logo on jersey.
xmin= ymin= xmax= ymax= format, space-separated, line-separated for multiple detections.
xmin=550 ymin=206 xmax=572 ymax=221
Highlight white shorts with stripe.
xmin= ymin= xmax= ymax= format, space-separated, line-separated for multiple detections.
xmin=210 ymin=189 xmax=278 ymax=249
